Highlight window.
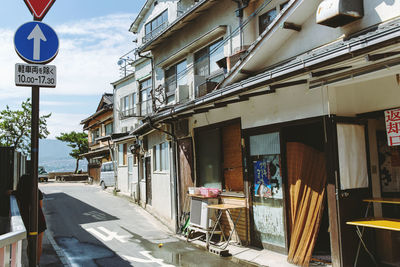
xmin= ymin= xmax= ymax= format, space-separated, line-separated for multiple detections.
xmin=139 ymin=78 xmax=152 ymax=116
xmin=118 ymin=144 xmax=127 ymax=166
xmin=259 ymin=2 xmax=289 ymax=35
xmin=90 ymin=128 xmax=100 ymax=144
xmin=120 ymin=93 xmax=136 ymax=118
xmin=196 ymin=128 xmax=222 ymax=188
xmin=259 ymin=8 xmax=277 ymax=34
xmin=165 ymin=60 xmax=187 ymax=104
xmin=144 ymin=10 xmax=168 ymax=43
xmin=194 ymin=39 xmax=224 ymax=78
xmin=153 ymin=142 xmax=169 ymax=171
xmin=105 ymin=123 xmax=113 ymax=135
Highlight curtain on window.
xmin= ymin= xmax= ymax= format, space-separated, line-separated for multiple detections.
xmin=286 ymin=142 xmax=327 ymax=266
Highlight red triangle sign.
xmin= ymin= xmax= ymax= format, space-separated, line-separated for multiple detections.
xmin=24 ymin=0 xmax=56 ymax=21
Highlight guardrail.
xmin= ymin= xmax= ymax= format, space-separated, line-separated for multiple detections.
xmin=0 ymin=196 xmax=26 ymax=267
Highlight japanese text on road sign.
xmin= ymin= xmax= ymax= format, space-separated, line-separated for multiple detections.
xmin=385 ymin=108 xmax=400 ymax=146
xmin=15 ymin=63 xmax=56 ymax=88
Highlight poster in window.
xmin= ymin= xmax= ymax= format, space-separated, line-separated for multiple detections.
xmin=253 ymin=155 xmax=281 ymax=198
xmin=377 ymin=131 xmax=400 ymax=193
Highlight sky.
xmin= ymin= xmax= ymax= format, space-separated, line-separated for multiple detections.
xmin=0 ymin=0 xmax=146 ymax=139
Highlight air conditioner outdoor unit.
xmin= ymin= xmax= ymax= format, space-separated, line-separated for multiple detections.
xmin=196 ymin=81 xmax=218 ymax=98
xmin=176 ymin=85 xmax=190 ymax=103
xmin=189 ymin=197 xmax=218 ymax=229
xmin=316 ymin=0 xmax=363 ymax=28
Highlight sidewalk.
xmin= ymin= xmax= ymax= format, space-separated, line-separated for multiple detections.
xmin=107 ymin=187 xmax=302 ymax=267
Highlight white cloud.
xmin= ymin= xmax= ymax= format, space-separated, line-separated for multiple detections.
xmin=43 ymin=112 xmax=88 ymax=139
xmin=0 ymin=13 xmax=137 ymax=139
xmin=0 ymin=13 xmax=137 ymax=99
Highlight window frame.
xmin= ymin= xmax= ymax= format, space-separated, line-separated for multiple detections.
xmin=118 ymin=143 xmax=127 ymax=166
xmin=139 ymin=78 xmax=152 ymax=116
xmin=105 ymin=123 xmax=113 ymax=136
xmin=153 ymin=142 xmax=170 ymax=172
xmin=194 ymin=39 xmax=224 ymax=78
xmin=144 ymin=9 xmax=168 ymax=42
xmin=165 ymin=59 xmax=187 ymax=104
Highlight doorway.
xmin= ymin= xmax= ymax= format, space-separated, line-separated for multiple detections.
xmin=282 ymin=122 xmax=331 ymax=265
xmin=246 ymin=118 xmax=331 ymax=263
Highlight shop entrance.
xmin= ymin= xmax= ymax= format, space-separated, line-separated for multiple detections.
xmin=282 ymin=122 xmax=331 ymax=266
xmin=246 ymin=118 xmax=332 ymax=263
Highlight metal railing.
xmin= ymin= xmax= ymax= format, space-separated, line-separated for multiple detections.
xmin=0 ymin=196 xmax=26 ymax=267
xmin=119 ymin=108 xmax=137 ymax=119
xmin=142 ymin=21 xmax=168 ymax=44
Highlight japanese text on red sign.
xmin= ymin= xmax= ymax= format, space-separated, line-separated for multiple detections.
xmin=385 ymin=108 xmax=400 ymax=146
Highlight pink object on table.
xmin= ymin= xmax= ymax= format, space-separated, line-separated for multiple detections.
xmin=199 ymin=187 xmax=220 ymax=197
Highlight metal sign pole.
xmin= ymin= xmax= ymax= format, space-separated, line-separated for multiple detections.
xmin=28 ymin=85 xmax=39 ymax=266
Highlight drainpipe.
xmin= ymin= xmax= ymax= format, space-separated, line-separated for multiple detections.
xmin=146 ymin=117 xmax=180 ymax=233
xmin=107 ymin=138 xmax=119 ymax=192
xmin=232 ymin=0 xmax=249 ymax=50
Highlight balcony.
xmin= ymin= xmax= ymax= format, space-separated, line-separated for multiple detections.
xmin=139 ymin=99 xmax=153 ymax=116
xmin=119 ymin=107 xmax=137 ymax=120
xmin=142 ymin=21 xmax=169 ymax=44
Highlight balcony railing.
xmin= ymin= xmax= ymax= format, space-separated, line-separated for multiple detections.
xmin=0 ymin=196 xmax=27 ymax=267
xmin=140 ymin=100 xmax=153 ymax=116
xmin=119 ymin=108 xmax=137 ymax=119
xmin=142 ymin=21 xmax=169 ymax=44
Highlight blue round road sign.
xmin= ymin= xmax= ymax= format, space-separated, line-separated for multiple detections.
xmin=14 ymin=21 xmax=59 ymax=64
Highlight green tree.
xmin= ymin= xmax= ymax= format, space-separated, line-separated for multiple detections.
xmin=56 ymin=131 xmax=88 ymax=173
xmin=0 ymin=98 xmax=51 ymax=154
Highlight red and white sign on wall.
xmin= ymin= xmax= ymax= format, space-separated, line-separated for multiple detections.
xmin=385 ymin=108 xmax=400 ymax=146
xmin=24 ymin=0 xmax=56 ymax=21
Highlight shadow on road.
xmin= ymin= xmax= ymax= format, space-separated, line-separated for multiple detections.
xmin=43 ymin=192 xmax=132 ymax=267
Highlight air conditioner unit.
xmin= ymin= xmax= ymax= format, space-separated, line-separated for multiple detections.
xmin=176 ymin=85 xmax=190 ymax=103
xmin=316 ymin=0 xmax=363 ymax=28
xmin=196 ymin=81 xmax=218 ymax=98
xmin=189 ymin=197 xmax=218 ymax=229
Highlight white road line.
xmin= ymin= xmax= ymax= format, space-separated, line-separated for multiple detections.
xmin=45 ymin=231 xmax=72 ymax=267
xmin=123 ymin=251 xmax=175 ymax=266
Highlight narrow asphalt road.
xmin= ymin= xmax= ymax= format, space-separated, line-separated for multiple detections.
xmin=39 ymin=182 xmax=243 ymax=267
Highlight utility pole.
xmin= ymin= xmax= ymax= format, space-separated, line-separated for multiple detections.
xmin=28 ymin=84 xmax=39 ymax=266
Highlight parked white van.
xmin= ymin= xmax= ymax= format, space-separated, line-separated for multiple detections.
xmin=100 ymin=161 xmax=115 ymax=190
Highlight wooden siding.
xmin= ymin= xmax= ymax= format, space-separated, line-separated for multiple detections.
xmin=222 ymin=123 xmax=244 ymax=191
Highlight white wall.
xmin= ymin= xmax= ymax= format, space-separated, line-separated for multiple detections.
xmin=113 ymin=76 xmax=139 ymax=133
xmin=118 ymin=166 xmax=129 ymax=193
xmin=264 ymin=0 xmax=400 ymax=68
xmin=329 ymin=70 xmax=400 ymax=116
xmin=190 ymin=83 xmax=328 ymax=131
xmin=146 ymin=131 xmax=174 ymax=225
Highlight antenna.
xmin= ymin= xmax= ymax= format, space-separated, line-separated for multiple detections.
xmin=117 ymin=59 xmax=125 ymax=66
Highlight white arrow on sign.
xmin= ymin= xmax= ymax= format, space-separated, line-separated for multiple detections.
xmin=27 ymin=25 xmax=47 ymax=60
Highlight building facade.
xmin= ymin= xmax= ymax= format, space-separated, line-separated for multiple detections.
xmin=81 ymin=93 xmax=114 ymax=183
xmin=122 ymin=0 xmax=400 ymax=266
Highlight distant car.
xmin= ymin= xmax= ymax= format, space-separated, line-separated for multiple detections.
xmin=38 ymin=166 xmax=49 ymax=182
xmin=99 ymin=162 xmax=114 ymax=190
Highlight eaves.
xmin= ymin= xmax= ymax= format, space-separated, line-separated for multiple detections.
xmin=145 ymin=17 xmax=400 ymax=124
